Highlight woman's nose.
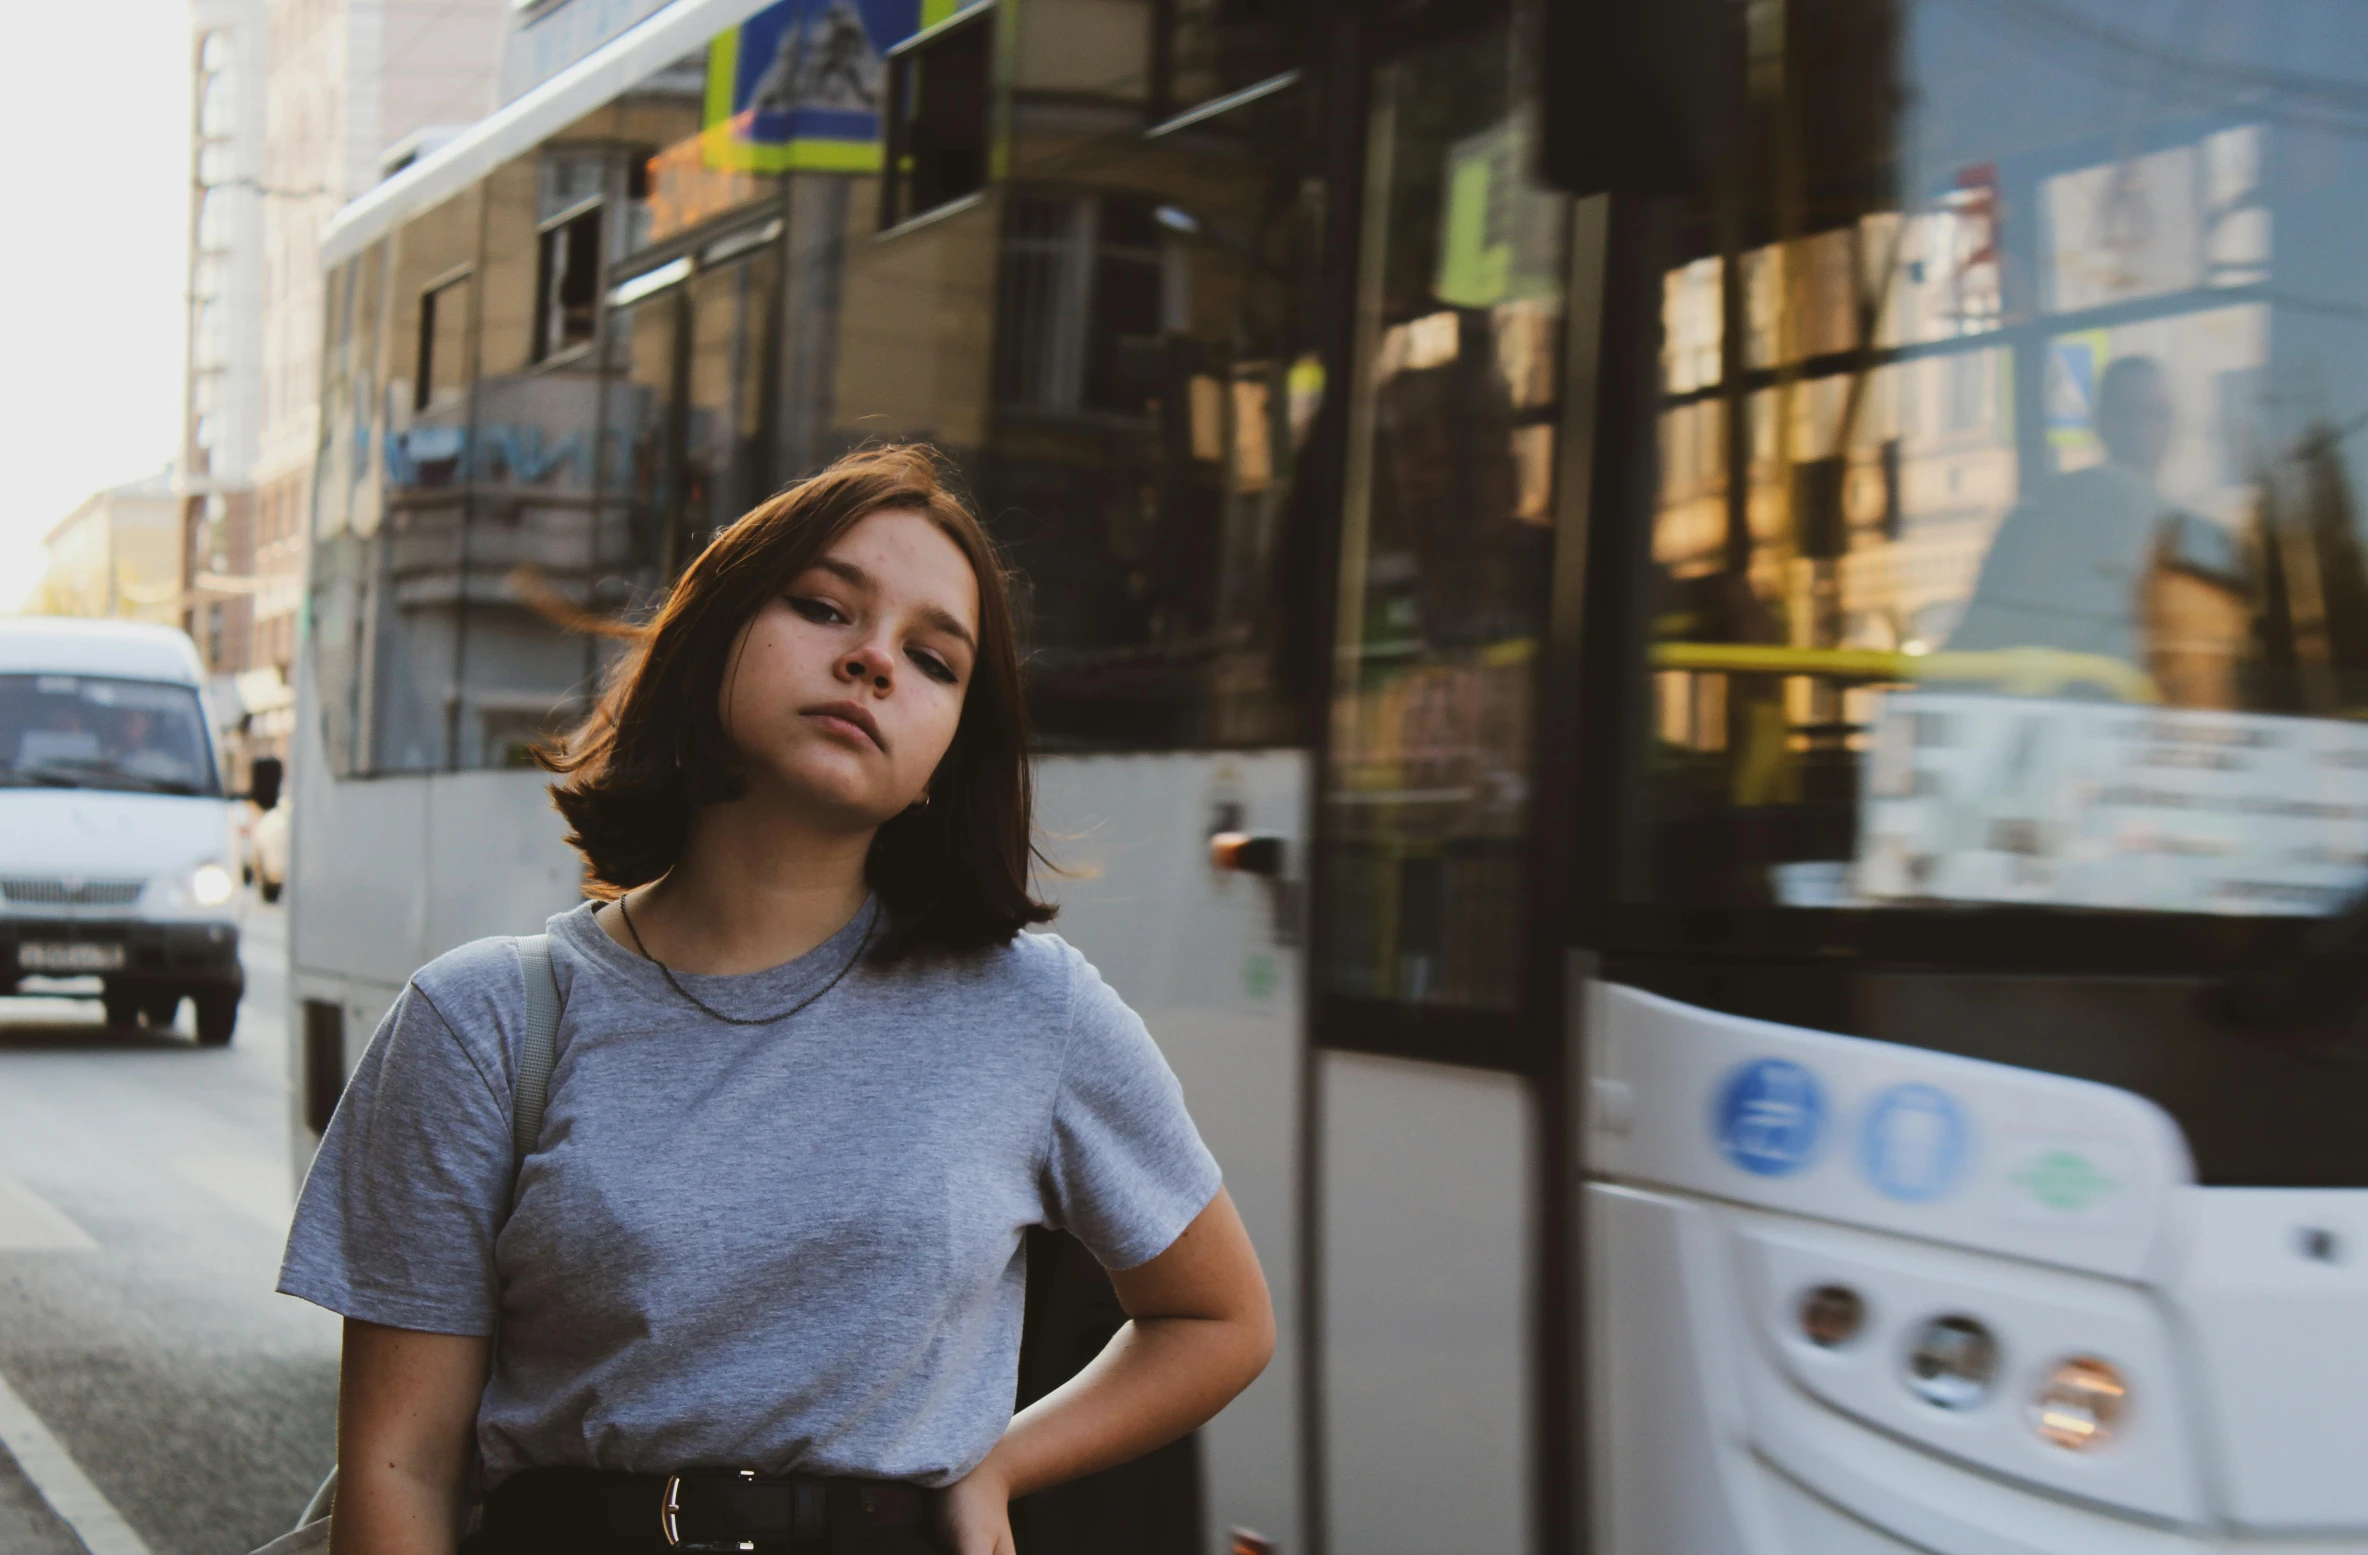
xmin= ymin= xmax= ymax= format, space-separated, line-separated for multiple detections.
xmin=839 ymin=644 xmax=893 ymax=692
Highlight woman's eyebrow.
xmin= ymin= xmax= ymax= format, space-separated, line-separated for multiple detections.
xmin=812 ymin=554 xmax=977 ymax=652
xmin=917 ymin=605 xmax=977 ymax=654
xmin=809 ymin=556 xmax=874 ymax=592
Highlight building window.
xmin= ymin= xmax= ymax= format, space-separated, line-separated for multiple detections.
xmin=881 ymin=4 xmax=993 ymax=230
xmin=534 ymin=205 xmax=602 ymax=362
xmin=994 ymin=192 xmax=1164 ymax=418
xmin=416 ymin=274 xmax=473 ymax=412
xmin=1152 ymin=0 xmax=1297 ymax=123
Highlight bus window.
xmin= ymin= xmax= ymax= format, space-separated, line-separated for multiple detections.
xmin=309 ymin=0 xmax=1322 ymax=772
xmin=1320 ymin=20 xmax=1567 ymax=1010
xmin=685 ymin=240 xmax=784 ymax=548
xmin=371 ymin=186 xmax=484 ymax=773
xmin=610 ymin=275 xmax=690 ymax=581
xmin=1153 ymin=0 xmax=1295 ymax=125
xmin=534 ymin=207 xmax=602 ymax=363
xmin=834 ymin=0 xmax=1321 ymax=750
xmin=310 ymin=250 xmax=369 ymax=775
xmin=416 ymin=274 xmax=473 ymax=415
xmin=1614 ymin=0 xmax=2368 ymax=922
xmin=880 ymin=2 xmax=992 ymax=230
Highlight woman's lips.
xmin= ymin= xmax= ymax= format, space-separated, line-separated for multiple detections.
xmin=802 ymin=700 xmax=884 ymax=751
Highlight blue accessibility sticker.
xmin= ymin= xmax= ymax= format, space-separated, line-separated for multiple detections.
xmin=1857 ymin=1083 xmax=1975 ymax=1203
xmin=1713 ymin=1059 xmax=1829 ymax=1177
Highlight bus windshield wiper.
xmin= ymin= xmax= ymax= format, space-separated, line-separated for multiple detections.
xmin=0 ymin=767 xmax=79 ymax=787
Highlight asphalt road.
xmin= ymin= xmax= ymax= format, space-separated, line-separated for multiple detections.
xmin=0 ymin=898 xmax=339 ymax=1555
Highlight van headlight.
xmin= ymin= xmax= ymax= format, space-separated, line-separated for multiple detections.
xmin=190 ymin=862 xmax=236 ymax=906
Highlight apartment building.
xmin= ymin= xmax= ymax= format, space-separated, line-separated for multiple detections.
xmin=184 ymin=0 xmax=508 ymax=754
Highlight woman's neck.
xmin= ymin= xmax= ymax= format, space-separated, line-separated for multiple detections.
xmin=598 ymin=797 xmax=873 ymax=976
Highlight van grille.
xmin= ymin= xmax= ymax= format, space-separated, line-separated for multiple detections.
xmin=2 ymin=878 xmax=146 ymax=907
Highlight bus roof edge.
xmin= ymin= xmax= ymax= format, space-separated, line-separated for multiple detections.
xmin=320 ymin=0 xmax=779 ymax=272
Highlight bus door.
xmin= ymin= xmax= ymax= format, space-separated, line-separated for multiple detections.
xmin=1543 ymin=0 xmax=2368 ymax=1549
xmin=1307 ymin=7 xmax=1577 ymax=1553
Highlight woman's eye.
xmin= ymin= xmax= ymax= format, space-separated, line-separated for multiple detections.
xmin=786 ymin=596 xmax=845 ymax=625
xmin=910 ymin=650 xmax=959 ymax=685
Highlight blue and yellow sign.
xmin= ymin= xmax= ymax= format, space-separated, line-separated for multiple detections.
xmin=702 ymin=0 xmax=957 ymax=174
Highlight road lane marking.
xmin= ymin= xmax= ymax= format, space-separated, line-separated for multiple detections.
xmin=0 ymin=1176 xmax=96 ymax=1253
xmin=169 ymin=1153 xmax=292 ymax=1232
xmin=0 ymin=1368 xmax=155 ymax=1555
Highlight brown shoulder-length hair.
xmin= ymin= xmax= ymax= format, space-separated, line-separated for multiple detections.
xmin=538 ymin=444 xmax=1053 ymax=961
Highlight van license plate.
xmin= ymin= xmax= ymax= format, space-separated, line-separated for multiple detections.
xmin=18 ymin=942 xmax=125 ymax=972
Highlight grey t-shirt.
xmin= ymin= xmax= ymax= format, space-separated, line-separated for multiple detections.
xmin=277 ymin=899 xmax=1221 ymax=1488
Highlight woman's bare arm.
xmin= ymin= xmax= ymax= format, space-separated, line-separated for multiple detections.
xmin=944 ymin=1188 xmax=1275 ymax=1555
xmin=330 ymin=1320 xmax=489 ymax=1555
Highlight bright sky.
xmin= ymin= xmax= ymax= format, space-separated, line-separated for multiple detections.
xmin=0 ymin=3 xmax=192 ymax=610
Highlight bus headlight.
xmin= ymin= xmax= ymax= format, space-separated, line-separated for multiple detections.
xmin=1798 ymin=1283 xmax=1867 ymax=1349
xmin=1904 ymin=1314 xmax=1998 ymax=1409
xmin=190 ymin=863 xmax=236 ymax=906
xmin=2031 ymin=1357 xmax=2127 ymax=1451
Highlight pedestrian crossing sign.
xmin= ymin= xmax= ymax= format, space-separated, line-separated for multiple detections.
xmin=702 ymin=0 xmax=939 ymax=174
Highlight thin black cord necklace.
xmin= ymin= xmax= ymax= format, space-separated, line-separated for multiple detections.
xmin=617 ymin=892 xmax=871 ymax=1027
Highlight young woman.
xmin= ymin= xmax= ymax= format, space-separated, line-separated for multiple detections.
xmin=278 ymin=446 xmax=1274 ymax=1555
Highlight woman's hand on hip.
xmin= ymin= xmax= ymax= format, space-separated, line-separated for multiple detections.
xmin=941 ymin=1456 xmax=1016 ymax=1555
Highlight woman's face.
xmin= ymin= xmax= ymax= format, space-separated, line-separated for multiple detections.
xmin=719 ymin=507 xmax=981 ymax=830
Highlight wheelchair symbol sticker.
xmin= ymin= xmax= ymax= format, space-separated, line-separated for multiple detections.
xmin=1713 ymin=1059 xmax=1829 ymax=1177
xmin=1858 ymin=1084 xmax=1974 ymax=1203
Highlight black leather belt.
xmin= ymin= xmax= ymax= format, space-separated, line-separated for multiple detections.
xmin=480 ymin=1467 xmax=942 ymax=1553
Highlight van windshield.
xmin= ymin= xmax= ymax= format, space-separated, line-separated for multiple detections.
xmin=0 ymin=675 xmax=220 ymax=797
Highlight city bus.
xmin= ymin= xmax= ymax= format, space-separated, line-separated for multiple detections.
xmin=285 ymin=0 xmax=2368 ymax=1549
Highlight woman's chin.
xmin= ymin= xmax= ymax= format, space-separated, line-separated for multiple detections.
xmin=733 ymin=762 xmax=909 ymax=831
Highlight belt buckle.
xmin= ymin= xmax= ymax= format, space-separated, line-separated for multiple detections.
xmin=660 ymin=1470 xmax=766 ymax=1552
xmin=660 ymin=1475 xmax=684 ymax=1548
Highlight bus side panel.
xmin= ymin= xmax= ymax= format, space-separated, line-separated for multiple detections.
xmin=1033 ymin=751 xmax=1304 ymax=1555
xmin=421 ymin=770 xmax=586 ymax=956
xmin=1584 ymin=1184 xmax=1774 ymax=1555
xmin=1317 ymin=1052 xmax=1532 ymax=1555
xmin=288 ymin=709 xmax=430 ymax=992
xmin=286 ymin=664 xmax=417 ymax=1174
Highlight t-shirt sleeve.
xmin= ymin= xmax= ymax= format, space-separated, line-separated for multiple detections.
xmin=1040 ymin=947 xmax=1223 ymax=1270
xmin=277 ymin=975 xmax=515 ymax=1335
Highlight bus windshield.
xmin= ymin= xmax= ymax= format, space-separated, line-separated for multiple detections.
xmin=1629 ymin=0 xmax=2368 ymax=920
xmin=0 ymin=675 xmax=219 ymax=797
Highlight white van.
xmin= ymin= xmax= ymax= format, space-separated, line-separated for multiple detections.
xmin=0 ymin=619 xmax=277 ymax=1044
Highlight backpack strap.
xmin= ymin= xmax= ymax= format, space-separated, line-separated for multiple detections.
xmin=512 ymin=933 xmax=563 ymax=1170
xmin=284 ymin=934 xmax=565 ymax=1543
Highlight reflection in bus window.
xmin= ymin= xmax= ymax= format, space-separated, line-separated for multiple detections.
xmin=1155 ymin=0 xmax=1295 ymax=123
xmin=306 ymin=0 xmax=1320 ymax=776
xmin=1321 ymin=23 xmax=1566 ymax=1010
xmin=372 ymin=186 xmax=484 ymax=772
xmin=533 ymin=206 xmax=602 ymax=363
xmin=880 ymin=3 xmax=991 ymax=229
xmin=1627 ymin=0 xmax=2368 ymax=920
xmin=965 ymin=10 xmax=1319 ymax=751
xmin=1949 ymin=354 xmax=2243 ymax=674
